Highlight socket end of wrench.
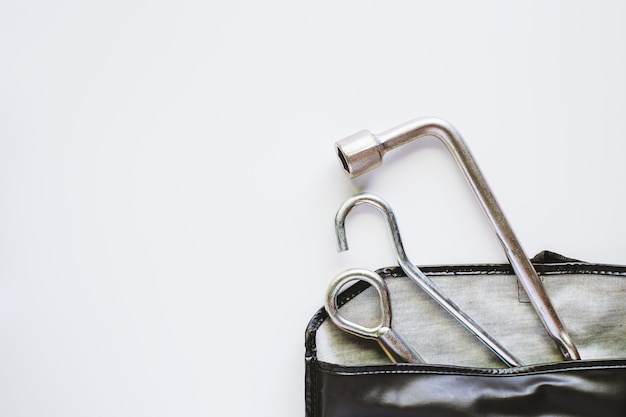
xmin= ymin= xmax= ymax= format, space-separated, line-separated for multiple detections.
xmin=335 ymin=130 xmax=382 ymax=178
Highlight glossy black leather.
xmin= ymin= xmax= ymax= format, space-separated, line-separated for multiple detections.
xmin=305 ymin=253 xmax=626 ymax=417
xmin=311 ymin=361 xmax=626 ymax=417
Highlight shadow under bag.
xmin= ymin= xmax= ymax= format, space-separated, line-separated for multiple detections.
xmin=305 ymin=252 xmax=626 ymax=417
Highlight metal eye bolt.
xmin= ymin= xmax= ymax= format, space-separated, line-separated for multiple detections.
xmin=325 ymin=268 xmax=424 ymax=364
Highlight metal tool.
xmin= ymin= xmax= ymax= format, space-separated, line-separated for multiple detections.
xmin=334 ymin=117 xmax=580 ymax=361
xmin=325 ymin=268 xmax=424 ymax=364
xmin=336 ymin=192 xmax=524 ymax=367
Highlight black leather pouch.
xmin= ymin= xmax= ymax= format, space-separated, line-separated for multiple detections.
xmin=305 ymin=252 xmax=626 ymax=416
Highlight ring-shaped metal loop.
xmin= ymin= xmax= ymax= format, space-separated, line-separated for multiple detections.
xmin=325 ymin=268 xmax=391 ymax=340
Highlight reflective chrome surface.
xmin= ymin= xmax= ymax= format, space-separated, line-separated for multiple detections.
xmin=334 ymin=117 xmax=579 ymax=361
xmin=335 ymin=193 xmax=524 ymax=367
xmin=325 ymin=268 xmax=424 ymax=364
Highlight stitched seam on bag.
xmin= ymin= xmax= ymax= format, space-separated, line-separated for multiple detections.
xmin=378 ymin=264 xmax=626 ymax=278
xmin=338 ymin=365 xmax=626 ymax=377
xmin=308 ymin=357 xmax=318 ymax=417
xmin=319 ymin=363 xmax=626 ymax=377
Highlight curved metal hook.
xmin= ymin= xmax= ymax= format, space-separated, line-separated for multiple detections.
xmin=335 ymin=192 xmax=524 ymax=367
xmin=334 ymin=117 xmax=579 ymax=361
xmin=335 ymin=192 xmax=409 ymax=263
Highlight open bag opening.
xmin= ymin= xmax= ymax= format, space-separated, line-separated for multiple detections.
xmin=305 ymin=252 xmax=626 ymax=417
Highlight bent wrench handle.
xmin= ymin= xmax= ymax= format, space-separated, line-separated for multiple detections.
xmin=335 ymin=117 xmax=580 ymax=360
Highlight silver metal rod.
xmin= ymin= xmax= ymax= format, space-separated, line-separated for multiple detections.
xmin=334 ymin=117 xmax=580 ymax=361
xmin=377 ymin=327 xmax=424 ymax=364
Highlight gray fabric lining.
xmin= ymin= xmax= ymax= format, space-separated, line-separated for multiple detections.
xmin=316 ymin=273 xmax=626 ymax=367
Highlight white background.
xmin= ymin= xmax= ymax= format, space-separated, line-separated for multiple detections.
xmin=2 ymin=1 xmax=626 ymax=416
